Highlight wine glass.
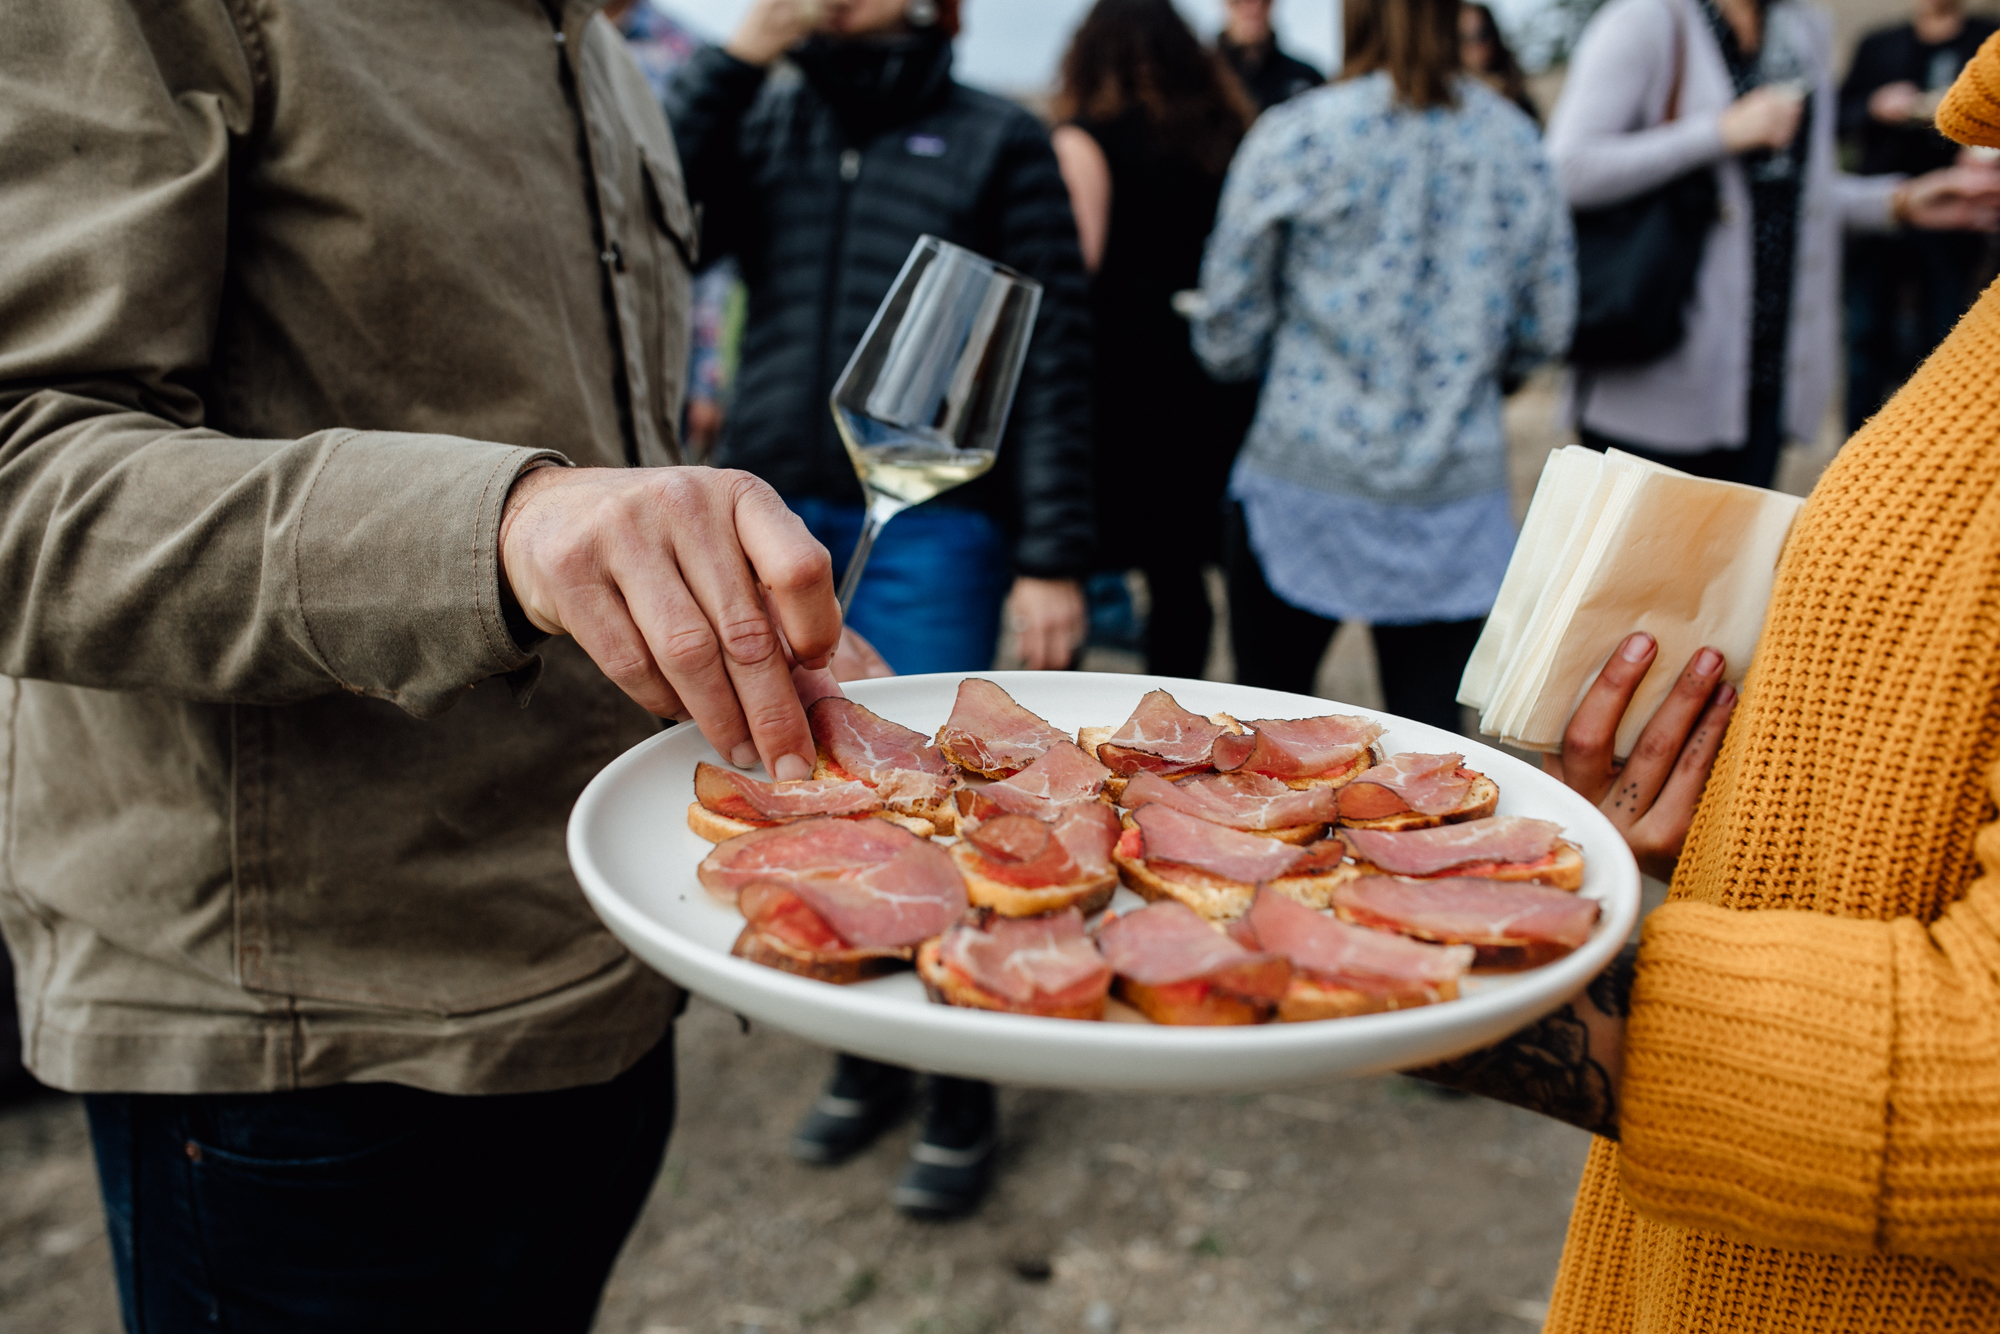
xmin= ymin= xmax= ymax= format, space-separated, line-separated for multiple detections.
xmin=829 ymin=235 xmax=1043 ymax=613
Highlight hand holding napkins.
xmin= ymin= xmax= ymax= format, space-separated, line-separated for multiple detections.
xmin=1459 ymin=447 xmax=1804 ymax=756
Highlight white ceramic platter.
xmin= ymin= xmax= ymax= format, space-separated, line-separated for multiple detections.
xmin=569 ymin=672 xmax=1638 ymax=1092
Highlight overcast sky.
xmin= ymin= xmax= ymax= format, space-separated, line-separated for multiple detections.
xmin=659 ymin=0 xmax=1343 ymax=93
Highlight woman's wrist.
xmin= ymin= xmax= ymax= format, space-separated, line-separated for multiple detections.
xmin=1891 ymin=180 xmax=1914 ymax=227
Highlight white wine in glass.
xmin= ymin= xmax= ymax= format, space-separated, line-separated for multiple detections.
xmin=829 ymin=235 xmax=1042 ymax=613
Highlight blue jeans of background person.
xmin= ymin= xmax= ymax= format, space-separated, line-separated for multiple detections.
xmin=789 ymin=498 xmax=1010 ymax=674
xmin=84 ymin=1036 xmax=675 ymax=1334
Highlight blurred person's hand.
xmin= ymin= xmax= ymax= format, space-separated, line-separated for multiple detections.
xmin=1896 ymin=164 xmax=2000 ymax=231
xmin=1869 ymin=79 xmax=1925 ymax=124
xmin=1541 ymin=632 xmax=1737 ymax=882
xmin=684 ymin=398 xmax=724 ymax=461
xmin=831 ymin=624 xmax=894 ymax=682
xmin=1718 ymin=85 xmax=1805 ymax=154
xmin=1006 ymin=576 xmax=1086 ymax=671
xmin=500 ymin=465 xmax=840 ymax=780
xmin=725 ymin=0 xmax=821 ymax=66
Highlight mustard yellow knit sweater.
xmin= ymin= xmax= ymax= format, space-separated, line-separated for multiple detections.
xmin=1545 ymin=38 xmax=2000 ymax=1332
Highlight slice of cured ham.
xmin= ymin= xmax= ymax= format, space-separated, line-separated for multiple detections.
xmin=1127 ymin=804 xmax=1314 ymax=884
xmin=1335 ymin=753 xmax=1473 ymax=819
xmin=1339 ymin=816 xmax=1563 ymax=878
xmin=1120 ymin=770 xmax=1335 ymax=832
xmin=694 ymin=761 xmax=883 ymax=823
xmin=699 ymin=817 xmax=967 ymax=948
xmin=1210 ymin=715 xmax=1385 ymax=780
xmin=959 ymin=803 xmax=1120 ymax=889
xmin=1096 ymin=901 xmax=1290 ymax=994
xmin=934 ymin=678 xmax=1072 ymax=777
xmin=956 ymin=741 xmax=1109 ymax=826
xmin=1240 ymin=889 xmax=1471 ymax=999
xmin=808 ymin=697 xmax=954 ymax=805
xmin=937 ymin=909 xmax=1113 ymax=1009
xmin=1331 ymin=876 xmax=1599 ymax=963
xmin=1097 ymin=690 xmax=1228 ymax=777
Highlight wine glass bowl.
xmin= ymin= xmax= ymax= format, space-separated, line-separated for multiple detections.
xmin=829 ymin=236 xmax=1042 ymax=612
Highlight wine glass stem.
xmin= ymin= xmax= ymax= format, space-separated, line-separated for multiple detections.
xmin=837 ymin=492 xmax=908 ymax=616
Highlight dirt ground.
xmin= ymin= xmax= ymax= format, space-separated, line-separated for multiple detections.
xmin=0 ymin=373 xmax=1839 ymax=1334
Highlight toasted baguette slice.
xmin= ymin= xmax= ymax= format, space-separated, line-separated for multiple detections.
xmin=810 ymin=750 xmax=957 ymax=835
xmin=1275 ymin=972 xmax=1461 ymax=1022
xmin=1112 ymin=845 xmax=1358 ymax=919
xmin=730 ymin=925 xmax=912 ymax=984
xmin=1114 ymin=976 xmax=1274 ymax=1026
xmin=915 ymin=939 xmax=1107 ymax=1020
xmin=947 ymin=842 xmax=1117 ymax=918
xmin=1081 ymin=713 xmax=1242 ymax=803
xmin=1335 ymin=772 xmax=1501 ymax=833
xmin=1114 ymin=808 xmax=1323 ymax=846
xmin=1345 ymin=839 xmax=1585 ymax=892
xmin=686 ymin=803 xmax=934 ymax=844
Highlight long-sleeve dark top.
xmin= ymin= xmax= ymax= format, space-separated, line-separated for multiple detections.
xmin=665 ymin=42 xmax=1095 ymax=579
xmin=1839 ymin=18 xmax=1999 ymax=177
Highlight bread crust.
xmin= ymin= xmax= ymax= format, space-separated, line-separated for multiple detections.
xmin=947 ymin=842 xmax=1117 ymax=918
xmin=915 ymin=939 xmax=1107 ymax=1019
xmin=1344 ymin=839 xmax=1586 ymax=892
xmin=1114 ymin=976 xmax=1273 ymax=1026
xmin=730 ymin=925 xmax=912 ymax=984
xmin=1335 ymin=772 xmax=1501 ymax=832
xmin=1111 ymin=845 xmax=1357 ymax=919
xmin=685 ymin=802 xmax=934 ymax=844
xmin=1275 ymin=973 xmax=1460 ymax=1022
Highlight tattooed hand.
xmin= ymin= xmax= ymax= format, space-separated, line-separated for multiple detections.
xmin=1413 ymin=943 xmax=1636 ymax=1138
xmin=1543 ymin=633 xmax=1737 ymax=882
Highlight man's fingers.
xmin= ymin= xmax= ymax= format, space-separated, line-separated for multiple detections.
xmin=1559 ymin=632 xmax=1657 ymax=803
xmin=1610 ymin=646 xmax=1725 ymax=818
xmin=731 ymin=476 xmax=840 ymax=671
xmin=558 ymin=580 xmax=689 ymax=721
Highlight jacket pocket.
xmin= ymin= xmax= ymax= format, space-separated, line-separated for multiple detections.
xmin=641 ymin=147 xmax=699 ymax=269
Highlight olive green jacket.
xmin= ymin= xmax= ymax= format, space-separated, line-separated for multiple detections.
xmin=0 ymin=0 xmax=694 ymax=1094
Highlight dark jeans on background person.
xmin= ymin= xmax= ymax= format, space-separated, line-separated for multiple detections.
xmin=1845 ymin=231 xmax=1989 ymax=432
xmin=1578 ymin=371 xmax=1787 ymax=491
xmin=1222 ymin=504 xmax=1482 ymax=734
xmin=789 ymin=498 xmax=1012 ymax=676
xmin=85 ymin=1035 xmax=676 ymax=1334
xmin=1136 ymin=548 xmax=1214 ymax=680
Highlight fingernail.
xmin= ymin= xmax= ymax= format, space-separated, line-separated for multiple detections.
xmin=1621 ymin=633 xmax=1654 ymax=662
xmin=1695 ymin=647 xmax=1723 ymax=675
xmin=1716 ymin=683 xmax=1738 ymax=707
xmin=730 ymin=742 xmax=759 ymax=768
xmin=774 ymin=753 xmax=810 ymax=781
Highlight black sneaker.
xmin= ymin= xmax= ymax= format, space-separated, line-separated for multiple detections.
xmin=891 ymin=1076 xmax=997 ymax=1218
xmin=789 ymin=1054 xmax=914 ymax=1166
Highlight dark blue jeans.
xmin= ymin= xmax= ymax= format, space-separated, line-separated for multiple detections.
xmin=789 ymin=498 xmax=1010 ymax=675
xmin=84 ymin=1036 xmax=675 ymax=1334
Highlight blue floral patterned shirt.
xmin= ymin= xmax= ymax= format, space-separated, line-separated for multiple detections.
xmin=1193 ymin=73 xmax=1575 ymax=507
xmin=1192 ymin=73 xmax=1573 ymax=624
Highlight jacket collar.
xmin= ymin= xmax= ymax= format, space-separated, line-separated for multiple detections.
xmin=793 ymin=30 xmax=954 ymax=145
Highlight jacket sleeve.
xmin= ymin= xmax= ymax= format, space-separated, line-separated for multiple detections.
xmin=662 ymin=44 xmax=769 ymax=269
xmin=1617 ymin=760 xmax=2000 ymax=1282
xmin=1190 ymin=111 xmax=1295 ymax=384
xmin=0 ymin=0 xmax=559 ymax=720
xmin=985 ymin=113 xmax=1096 ymax=580
xmin=1545 ymin=0 xmax=1732 ymax=209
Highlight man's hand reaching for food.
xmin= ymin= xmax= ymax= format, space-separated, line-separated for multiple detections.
xmin=1411 ymin=632 xmax=1736 ymax=1136
xmin=500 ymin=465 xmax=841 ymax=781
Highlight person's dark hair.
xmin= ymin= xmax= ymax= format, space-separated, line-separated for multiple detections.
xmin=1342 ymin=0 xmax=1461 ymax=110
xmin=1461 ymin=3 xmax=1533 ymax=113
xmin=1054 ymin=0 xmax=1257 ymax=174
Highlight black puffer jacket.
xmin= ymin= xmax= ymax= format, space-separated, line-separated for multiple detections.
xmin=666 ymin=36 xmax=1094 ymax=579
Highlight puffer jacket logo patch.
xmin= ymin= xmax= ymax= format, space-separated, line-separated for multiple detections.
xmin=905 ymin=133 xmax=947 ymax=157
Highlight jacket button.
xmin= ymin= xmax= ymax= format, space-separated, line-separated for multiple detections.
xmin=840 ymin=149 xmax=861 ymax=182
xmin=184 ymin=1141 xmax=203 ymax=1163
xmin=600 ymin=240 xmax=625 ymax=272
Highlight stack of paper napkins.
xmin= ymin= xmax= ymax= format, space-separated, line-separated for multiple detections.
xmin=1459 ymin=447 xmax=1805 ymax=756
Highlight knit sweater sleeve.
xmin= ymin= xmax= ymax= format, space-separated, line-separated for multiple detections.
xmin=1617 ymin=769 xmax=2000 ymax=1280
